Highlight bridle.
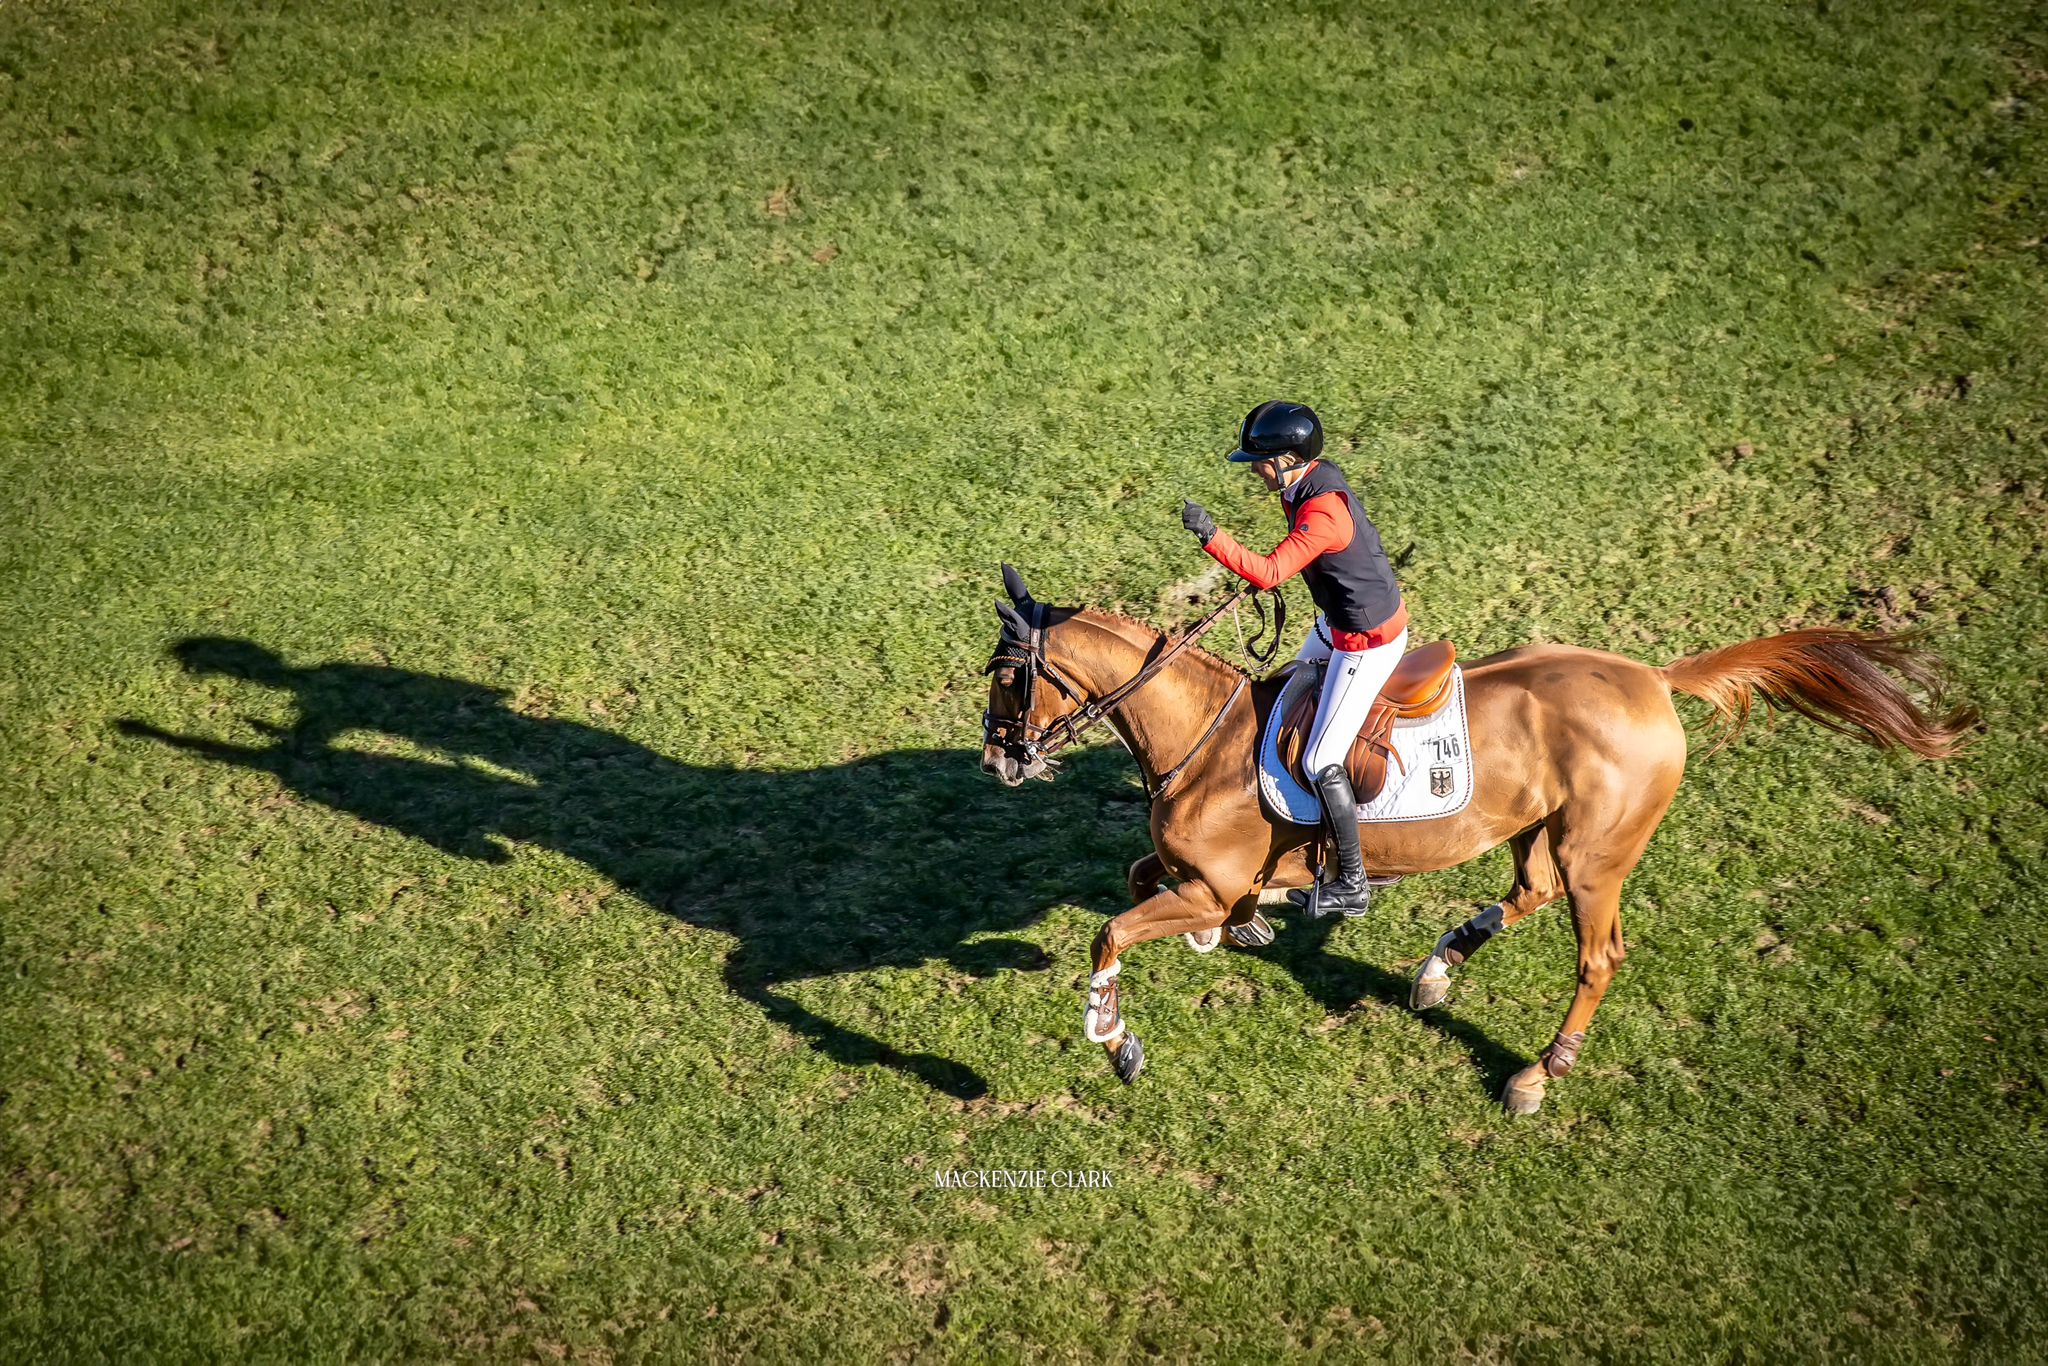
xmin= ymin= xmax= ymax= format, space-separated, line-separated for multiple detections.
xmin=982 ymin=587 xmax=1285 ymax=798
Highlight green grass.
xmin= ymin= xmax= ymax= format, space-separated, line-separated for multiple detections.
xmin=4 ymin=0 xmax=2046 ymax=1357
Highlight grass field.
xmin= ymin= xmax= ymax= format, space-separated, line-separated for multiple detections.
xmin=4 ymin=0 xmax=2047 ymax=1357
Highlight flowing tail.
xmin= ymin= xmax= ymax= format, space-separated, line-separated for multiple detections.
xmin=1662 ymin=628 xmax=1979 ymax=759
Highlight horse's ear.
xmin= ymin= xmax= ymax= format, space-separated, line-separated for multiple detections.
xmin=995 ymin=602 xmax=1032 ymax=641
xmin=1001 ymin=563 xmax=1033 ymax=608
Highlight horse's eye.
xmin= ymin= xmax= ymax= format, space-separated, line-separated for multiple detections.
xmin=996 ymin=667 xmax=1019 ymax=688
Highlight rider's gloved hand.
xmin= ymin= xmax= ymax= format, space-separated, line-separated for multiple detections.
xmin=1181 ymin=500 xmax=1217 ymax=546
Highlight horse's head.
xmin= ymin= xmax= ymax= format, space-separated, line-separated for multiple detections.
xmin=980 ymin=565 xmax=1085 ymax=787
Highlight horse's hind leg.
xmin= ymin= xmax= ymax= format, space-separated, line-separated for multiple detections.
xmin=1501 ymin=800 xmax=1670 ymax=1116
xmin=1411 ymin=820 xmax=1564 ymax=1010
xmin=1224 ymin=890 xmax=1276 ymax=949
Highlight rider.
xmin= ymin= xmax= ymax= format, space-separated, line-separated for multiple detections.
xmin=1181 ymin=400 xmax=1408 ymax=918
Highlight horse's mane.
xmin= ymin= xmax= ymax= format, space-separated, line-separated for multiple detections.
xmin=1067 ymin=606 xmax=1255 ymax=681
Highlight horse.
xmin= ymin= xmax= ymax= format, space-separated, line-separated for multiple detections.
xmin=978 ymin=565 xmax=1977 ymax=1113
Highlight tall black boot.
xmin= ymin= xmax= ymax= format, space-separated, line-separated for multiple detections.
xmin=1307 ymin=763 xmax=1372 ymax=919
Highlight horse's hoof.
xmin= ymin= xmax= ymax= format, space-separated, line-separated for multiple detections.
xmin=1410 ymin=955 xmax=1451 ymax=1011
xmin=1227 ymin=912 xmax=1275 ymax=949
xmin=1502 ymin=1066 xmax=1547 ymax=1116
xmin=1111 ymin=1030 xmax=1145 ymax=1085
xmin=1183 ymin=927 xmax=1222 ymax=954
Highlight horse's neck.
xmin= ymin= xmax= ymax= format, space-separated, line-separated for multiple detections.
xmin=1050 ymin=614 xmax=1238 ymax=781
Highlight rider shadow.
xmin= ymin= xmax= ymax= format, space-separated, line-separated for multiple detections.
xmin=1261 ymin=911 xmax=1528 ymax=1093
xmin=116 ymin=637 xmax=1149 ymax=1101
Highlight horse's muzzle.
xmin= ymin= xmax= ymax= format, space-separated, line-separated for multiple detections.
xmin=981 ymin=745 xmax=1044 ymax=787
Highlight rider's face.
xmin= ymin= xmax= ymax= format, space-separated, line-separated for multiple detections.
xmin=1254 ymin=458 xmax=1285 ymax=492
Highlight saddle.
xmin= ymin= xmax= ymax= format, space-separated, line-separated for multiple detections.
xmin=1275 ymin=641 xmax=1457 ymax=804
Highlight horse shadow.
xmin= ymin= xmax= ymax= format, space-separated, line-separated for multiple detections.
xmin=118 ymin=638 xmax=1167 ymax=1098
xmin=1260 ymin=914 xmax=1529 ymax=1095
xmin=117 ymin=637 xmax=1521 ymax=1098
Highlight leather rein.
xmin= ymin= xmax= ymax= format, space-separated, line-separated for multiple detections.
xmin=982 ymin=588 xmax=1285 ymax=800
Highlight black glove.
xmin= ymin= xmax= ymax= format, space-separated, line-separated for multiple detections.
xmin=1181 ymin=499 xmax=1217 ymax=546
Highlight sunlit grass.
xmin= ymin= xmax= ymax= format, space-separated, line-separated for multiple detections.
xmin=2 ymin=0 xmax=2044 ymax=1356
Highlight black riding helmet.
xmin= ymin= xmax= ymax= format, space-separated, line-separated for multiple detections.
xmin=1226 ymin=400 xmax=1324 ymax=465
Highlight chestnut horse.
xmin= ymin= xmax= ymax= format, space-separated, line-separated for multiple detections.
xmin=979 ymin=567 xmax=1976 ymax=1113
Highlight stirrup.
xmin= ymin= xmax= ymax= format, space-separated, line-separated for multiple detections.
xmin=1289 ymin=877 xmax=1402 ymax=908
xmin=1305 ymin=874 xmax=1372 ymax=920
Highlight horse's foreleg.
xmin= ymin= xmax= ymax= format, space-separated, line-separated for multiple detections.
xmin=1131 ymin=852 xmax=1270 ymax=954
xmin=1412 ymin=820 xmax=1563 ymax=1010
xmin=1085 ymin=880 xmax=1231 ymax=1083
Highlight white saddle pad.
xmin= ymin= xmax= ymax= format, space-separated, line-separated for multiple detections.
xmin=1257 ymin=661 xmax=1476 ymax=825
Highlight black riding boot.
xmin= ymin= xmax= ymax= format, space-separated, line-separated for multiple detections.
xmin=1308 ymin=763 xmax=1372 ymax=918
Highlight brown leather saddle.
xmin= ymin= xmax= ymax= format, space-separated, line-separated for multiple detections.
xmin=1275 ymin=641 xmax=1457 ymax=804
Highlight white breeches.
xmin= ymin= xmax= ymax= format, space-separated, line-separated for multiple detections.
xmin=1297 ymin=616 xmax=1410 ymax=781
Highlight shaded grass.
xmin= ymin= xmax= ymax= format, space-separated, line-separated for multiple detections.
xmin=3 ymin=0 xmax=2046 ymax=1357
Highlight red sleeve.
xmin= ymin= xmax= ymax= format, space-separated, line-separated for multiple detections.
xmin=1202 ymin=492 xmax=1354 ymax=590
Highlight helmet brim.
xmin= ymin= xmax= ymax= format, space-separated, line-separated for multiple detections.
xmin=1226 ymin=447 xmax=1274 ymax=464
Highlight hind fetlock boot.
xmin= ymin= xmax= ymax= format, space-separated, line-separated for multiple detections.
xmin=1308 ymin=763 xmax=1372 ymax=918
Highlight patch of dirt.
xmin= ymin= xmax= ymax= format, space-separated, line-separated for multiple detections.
xmin=1835 ymin=797 xmax=1893 ymax=825
xmin=869 ymin=1242 xmax=950 ymax=1298
xmin=1844 ymin=582 xmax=1912 ymax=629
xmin=295 ymin=990 xmax=372 ymax=1032
xmin=1152 ymin=562 xmax=1229 ymax=627
xmin=1031 ymin=1236 xmax=1084 ymax=1278
xmin=587 ymin=686 xmax=639 ymax=720
xmin=1907 ymin=374 xmax=1973 ymax=407
xmin=509 ymin=683 xmax=559 ymax=718
xmin=1753 ymin=928 xmax=1797 ymax=965
xmin=1197 ymin=976 xmax=1257 ymax=1009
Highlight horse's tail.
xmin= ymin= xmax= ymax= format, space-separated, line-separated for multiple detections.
xmin=1661 ymin=628 xmax=1979 ymax=759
